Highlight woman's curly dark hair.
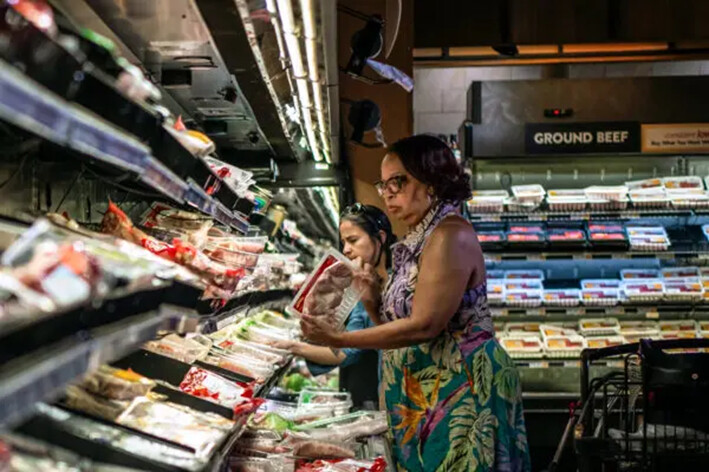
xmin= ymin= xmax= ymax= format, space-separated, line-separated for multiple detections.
xmin=388 ymin=134 xmax=471 ymax=203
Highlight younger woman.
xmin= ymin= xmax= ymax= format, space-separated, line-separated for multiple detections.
xmin=275 ymin=204 xmax=395 ymax=408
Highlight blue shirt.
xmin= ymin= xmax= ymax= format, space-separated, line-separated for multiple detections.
xmin=306 ymin=301 xmax=377 ymax=376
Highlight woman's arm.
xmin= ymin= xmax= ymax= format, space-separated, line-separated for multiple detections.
xmin=292 ymin=342 xmax=346 ymax=365
xmin=303 ymin=218 xmax=480 ymax=349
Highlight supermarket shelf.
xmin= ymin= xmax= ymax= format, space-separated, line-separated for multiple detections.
xmin=0 ymin=59 xmax=249 ymax=234
xmin=198 ymin=288 xmax=293 ymax=334
xmin=0 ymin=310 xmax=171 ymax=429
xmin=469 ymin=208 xmax=697 ymax=222
xmin=491 ymin=302 xmax=709 ymax=321
xmin=514 ymin=358 xmax=625 ymax=369
xmin=484 ymin=248 xmax=709 ymax=262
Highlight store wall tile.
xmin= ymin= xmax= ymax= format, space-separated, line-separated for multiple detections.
xmin=604 ymin=62 xmax=654 ymax=77
xmin=567 ymin=64 xmax=606 ymax=78
xmin=415 ymin=112 xmax=465 ymax=135
xmin=442 ymin=87 xmax=467 ymax=112
xmin=466 ymin=66 xmax=513 ymax=83
xmin=413 ymin=81 xmax=443 ymax=113
xmin=652 ymin=61 xmax=702 ymax=76
xmin=510 ymin=66 xmax=545 ymax=80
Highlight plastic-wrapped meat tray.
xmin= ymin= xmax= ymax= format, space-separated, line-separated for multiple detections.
xmin=621 ymin=269 xmax=660 ymax=280
xmin=622 ymin=280 xmax=665 ymax=302
xmin=511 ymin=184 xmax=545 ymax=204
xmin=629 ymin=188 xmax=669 ymax=209
xmin=664 ymin=281 xmax=703 ymax=301
xmin=505 ymin=280 xmax=544 ymax=292
xmin=584 ymin=185 xmax=628 ymax=202
xmin=477 ymin=231 xmax=505 ymax=250
xmin=661 ymin=267 xmax=701 ymax=280
xmin=581 ymin=279 xmax=621 ymax=289
xmin=499 ymin=336 xmax=544 ymax=358
xmin=547 ymin=228 xmax=587 ymax=249
xmin=543 ymin=336 xmax=586 ymax=358
xmin=578 ymin=318 xmax=621 ymax=336
xmin=663 ymin=176 xmax=704 ymax=190
xmin=504 ymin=269 xmax=545 ymax=280
xmin=546 ymin=189 xmax=588 ymax=212
xmin=543 ymin=289 xmax=580 ymax=306
xmin=505 ymin=290 xmax=542 ymax=307
xmin=506 ymin=232 xmax=545 ymax=250
xmin=585 ymin=336 xmax=627 ymax=349
xmin=620 ymin=321 xmax=659 ymax=343
xmin=504 ymin=322 xmax=542 ymax=338
xmin=582 ymin=288 xmax=620 ymax=306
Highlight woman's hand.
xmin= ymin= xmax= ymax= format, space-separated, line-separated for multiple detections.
xmin=300 ymin=314 xmax=342 ymax=347
xmin=352 ymin=257 xmax=382 ymax=310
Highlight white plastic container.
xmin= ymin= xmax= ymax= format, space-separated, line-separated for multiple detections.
xmin=664 ymin=281 xmax=703 ymax=301
xmin=579 ymin=318 xmax=621 ymax=336
xmin=663 ymin=176 xmax=704 ymax=190
xmin=511 ymin=184 xmax=546 ymax=204
xmin=540 ymin=324 xmax=579 ymax=339
xmin=499 ymin=336 xmax=544 ymax=358
xmin=505 ymin=290 xmax=542 ymax=307
xmin=621 ymin=269 xmax=660 ymax=280
xmin=669 ymin=192 xmax=709 ymax=209
xmin=584 ymin=186 xmax=628 ymax=202
xmin=504 ymin=269 xmax=545 ymax=280
xmin=586 ymin=336 xmax=627 ymax=349
xmin=661 ymin=267 xmax=700 ymax=280
xmin=622 ymin=280 xmax=665 ymax=302
xmin=543 ymin=335 xmax=586 ymax=358
xmin=581 ymin=279 xmax=621 ymax=289
xmin=547 ymin=189 xmax=587 ymax=212
xmin=620 ymin=321 xmax=659 ymax=342
xmin=625 ymin=178 xmax=663 ymax=190
xmin=467 ymin=195 xmax=506 ymax=213
xmin=659 ymin=320 xmax=698 ymax=335
xmin=505 ymin=198 xmax=540 ymax=213
xmin=505 ymin=280 xmax=544 ymax=291
xmin=582 ymin=288 xmax=620 ymax=306
xmin=587 ymin=198 xmax=629 ymax=211
xmin=543 ymin=289 xmax=581 ymax=307
xmin=505 ymin=322 xmax=542 ymax=338
xmin=629 ymin=188 xmax=669 ymax=209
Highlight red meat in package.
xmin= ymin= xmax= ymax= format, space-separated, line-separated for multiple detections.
xmin=179 ymin=367 xmax=264 ymax=418
xmin=101 ymin=202 xmax=242 ymax=294
xmin=288 ymin=250 xmax=359 ymax=331
xmin=296 ymin=457 xmax=387 ymax=472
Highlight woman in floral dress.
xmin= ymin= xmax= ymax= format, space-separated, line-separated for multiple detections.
xmin=302 ymin=135 xmax=530 ymax=471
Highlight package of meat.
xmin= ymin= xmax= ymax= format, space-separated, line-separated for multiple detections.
xmin=504 ymin=269 xmax=545 ymax=280
xmin=293 ymin=411 xmax=388 ymax=442
xmin=504 ymin=322 xmax=542 ymax=338
xmin=543 ymin=335 xmax=586 ymax=358
xmin=229 ymin=456 xmax=295 ymax=472
xmin=297 ymin=458 xmax=387 ymax=472
xmin=540 ymin=324 xmax=579 ymax=339
xmin=661 ymin=267 xmax=701 ymax=280
xmin=499 ymin=336 xmax=544 ymax=358
xmin=287 ymin=250 xmax=359 ymax=331
xmin=282 ymin=437 xmax=356 ymax=460
xmin=116 ymin=397 xmax=232 ymax=460
xmin=586 ymin=336 xmax=627 ymax=349
xmin=179 ymin=367 xmax=264 ymax=417
xmin=64 ymin=385 xmax=128 ymax=421
xmin=578 ymin=318 xmax=621 ymax=336
xmin=620 ymin=269 xmax=660 ymax=280
xmin=144 ymin=333 xmax=211 ymax=364
xmin=543 ymin=289 xmax=580 ymax=307
xmin=81 ymin=365 xmax=155 ymax=400
xmin=202 ymin=353 xmax=275 ymax=382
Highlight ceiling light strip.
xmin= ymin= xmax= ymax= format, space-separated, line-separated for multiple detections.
xmin=276 ymin=0 xmax=322 ymax=162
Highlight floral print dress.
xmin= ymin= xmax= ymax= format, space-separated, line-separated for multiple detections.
xmin=380 ymin=202 xmax=530 ymax=472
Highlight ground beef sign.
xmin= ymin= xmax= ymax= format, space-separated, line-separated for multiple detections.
xmin=525 ymin=122 xmax=641 ymax=154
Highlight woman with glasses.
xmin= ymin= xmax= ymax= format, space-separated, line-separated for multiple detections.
xmin=273 ymin=203 xmax=395 ymax=409
xmin=301 ymin=135 xmax=530 ymax=472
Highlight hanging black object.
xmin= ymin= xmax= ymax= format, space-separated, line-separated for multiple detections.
xmin=347 ymin=99 xmax=385 ymax=148
xmin=345 ymin=16 xmax=383 ymax=76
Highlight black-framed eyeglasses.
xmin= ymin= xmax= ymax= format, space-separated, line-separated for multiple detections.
xmin=374 ymin=175 xmax=408 ymax=197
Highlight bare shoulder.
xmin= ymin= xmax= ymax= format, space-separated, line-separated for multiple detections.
xmin=426 ymin=215 xmax=477 ymax=252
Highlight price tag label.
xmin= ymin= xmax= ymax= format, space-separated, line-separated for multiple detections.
xmin=646 ymin=311 xmax=660 ymax=319
xmin=486 ymin=255 xmax=501 ymax=263
xmin=527 ymin=308 xmax=544 ymax=316
xmin=529 ymin=254 xmax=543 ymax=262
xmin=564 ymin=361 xmax=581 ymax=368
xmin=528 ymin=361 xmax=549 ymax=369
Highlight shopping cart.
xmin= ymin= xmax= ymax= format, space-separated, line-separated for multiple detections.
xmin=548 ymin=338 xmax=709 ymax=472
